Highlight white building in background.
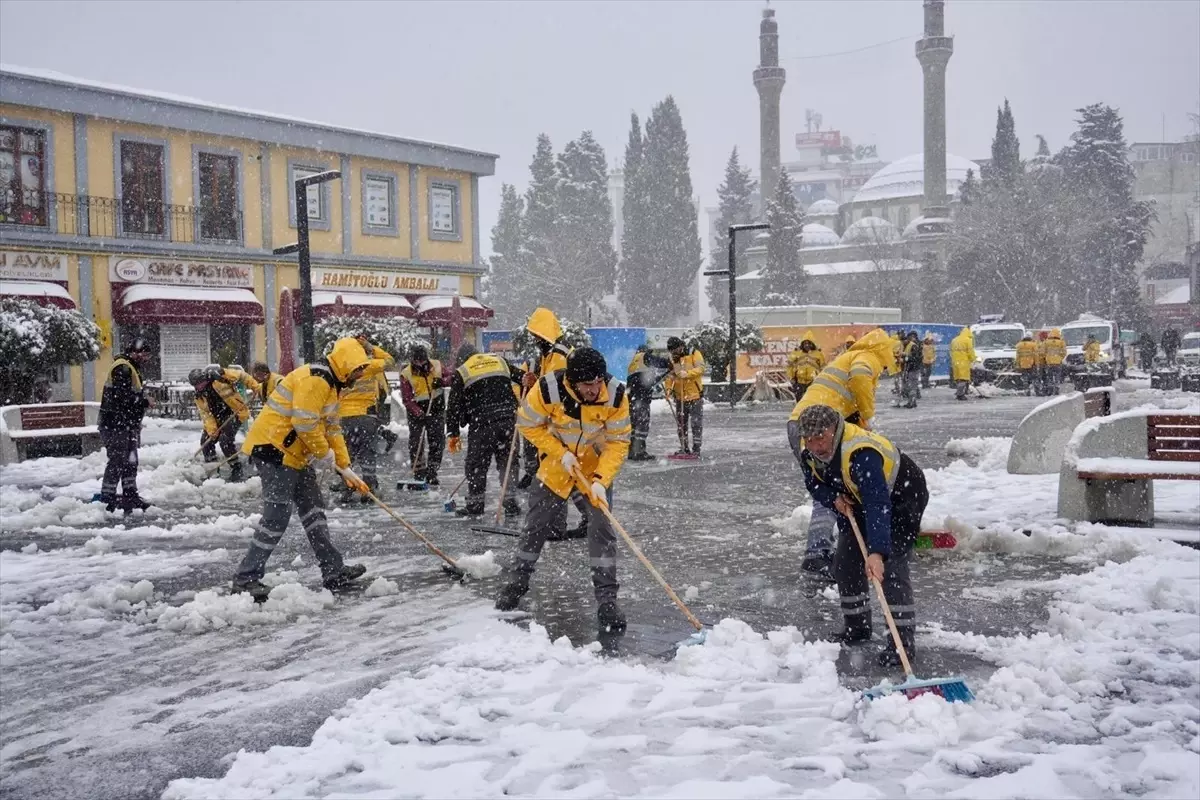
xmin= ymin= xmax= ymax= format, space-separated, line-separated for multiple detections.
xmin=1129 ymin=138 xmax=1200 ymax=268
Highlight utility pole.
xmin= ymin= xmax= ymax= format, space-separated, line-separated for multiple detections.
xmin=704 ymin=222 xmax=769 ymax=409
xmin=273 ymin=170 xmax=341 ymax=363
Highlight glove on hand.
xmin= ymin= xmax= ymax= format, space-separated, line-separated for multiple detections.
xmin=340 ymin=467 xmax=370 ymax=495
xmin=447 ymin=436 xmax=462 ymax=454
xmin=589 ymin=479 xmax=607 ymax=507
xmin=560 ymin=451 xmax=579 ymax=474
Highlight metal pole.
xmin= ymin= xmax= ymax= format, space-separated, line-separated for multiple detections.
xmin=296 ymin=182 xmax=315 ymax=363
xmin=728 ymin=227 xmax=737 ymax=410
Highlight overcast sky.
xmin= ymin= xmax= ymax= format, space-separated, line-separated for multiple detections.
xmin=2 ymin=0 xmax=1197 ymax=260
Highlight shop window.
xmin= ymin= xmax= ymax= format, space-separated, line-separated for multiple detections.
xmin=288 ymin=161 xmax=332 ymax=231
xmin=0 ymin=125 xmax=47 ymax=226
xmin=197 ymin=151 xmax=241 ymax=243
xmin=362 ymin=171 xmax=399 ymax=236
xmin=428 ymin=179 xmax=461 ymax=241
xmin=119 ymin=140 xmax=167 ymax=238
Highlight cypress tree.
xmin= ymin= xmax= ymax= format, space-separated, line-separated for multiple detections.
xmin=485 ymin=184 xmax=526 ymax=328
xmin=552 ymin=131 xmax=617 ymax=320
xmin=706 ymin=147 xmax=757 ymax=314
xmin=990 ymin=99 xmax=1021 ymax=186
xmin=761 ymin=169 xmax=807 ymax=305
xmin=520 ymin=134 xmax=565 ymax=312
xmin=617 ymin=113 xmax=653 ymax=320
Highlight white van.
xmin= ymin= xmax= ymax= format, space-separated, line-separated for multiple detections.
xmin=970 ymin=322 xmax=1027 ymax=373
xmin=1059 ymin=316 xmax=1120 ymax=374
xmin=1178 ymin=331 xmax=1200 ymax=367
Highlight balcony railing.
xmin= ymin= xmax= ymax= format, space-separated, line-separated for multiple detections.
xmin=1 ymin=191 xmax=244 ymax=246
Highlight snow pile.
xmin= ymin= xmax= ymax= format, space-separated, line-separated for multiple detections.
xmin=363 ymin=577 xmax=400 ymax=597
xmin=944 ymin=436 xmax=1011 ymax=471
xmin=0 ymin=493 xmax=111 ymax=531
xmin=454 ymin=550 xmax=502 ymax=579
xmin=149 ymin=584 xmax=336 ymax=634
xmin=19 ymin=542 xmax=38 ymax=554
xmin=84 ymin=535 xmax=113 ymax=555
xmin=769 ymin=503 xmax=812 ymax=538
xmin=1 ymin=579 xmax=156 ymax=626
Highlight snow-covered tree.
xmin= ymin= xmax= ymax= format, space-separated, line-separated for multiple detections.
xmin=485 ymin=184 xmax=526 ymax=328
xmin=705 ymin=147 xmax=757 ymax=313
xmin=551 ymin=131 xmax=617 ymax=320
xmin=519 ymin=134 xmax=565 ymax=311
xmin=990 ymin=99 xmax=1021 ymax=187
xmin=638 ymin=96 xmax=702 ymax=323
xmin=0 ymin=298 xmax=101 ymax=404
xmin=761 ymin=169 xmax=807 ymax=305
xmin=314 ymin=316 xmax=429 ymax=362
xmin=681 ymin=318 xmax=763 ymax=385
xmin=617 ymin=113 xmax=653 ymax=320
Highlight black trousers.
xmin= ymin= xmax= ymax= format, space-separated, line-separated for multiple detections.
xmin=407 ymin=414 xmax=444 ymax=481
xmin=100 ymin=428 xmax=140 ymax=499
xmin=920 ymin=363 xmax=933 ymax=388
xmin=465 ymin=417 xmax=517 ymax=508
xmin=201 ymin=421 xmax=238 ymax=462
xmin=676 ymin=398 xmax=703 ymax=453
xmin=630 ymin=395 xmax=651 ymax=456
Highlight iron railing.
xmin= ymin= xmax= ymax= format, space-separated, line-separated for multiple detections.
xmin=0 ymin=191 xmax=244 ymax=245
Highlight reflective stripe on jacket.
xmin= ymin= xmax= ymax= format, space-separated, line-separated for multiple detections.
xmin=803 ymin=422 xmax=900 ymax=505
xmin=340 ymin=345 xmax=394 ymax=418
xmin=516 ymin=371 xmax=631 ymax=499
xmin=790 ymin=328 xmax=894 ymax=426
xmin=786 ymin=349 xmax=825 ymax=385
xmin=1043 ymin=336 xmax=1067 ymax=365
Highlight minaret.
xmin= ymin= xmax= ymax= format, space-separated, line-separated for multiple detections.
xmin=753 ymin=7 xmax=786 ymax=212
xmin=916 ymin=0 xmax=953 ymax=219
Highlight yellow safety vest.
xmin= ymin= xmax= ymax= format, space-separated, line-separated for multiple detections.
xmin=804 ymin=422 xmax=900 ymax=505
xmin=400 ymin=360 xmax=444 ymax=403
xmin=457 ymin=353 xmax=510 ymax=386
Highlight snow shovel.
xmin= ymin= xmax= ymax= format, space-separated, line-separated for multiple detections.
xmin=847 ymin=515 xmax=973 ymax=703
xmin=396 ymin=428 xmax=430 ymax=492
xmin=470 ymin=425 xmax=524 ymax=537
xmin=442 ymin=475 xmax=469 ymax=512
xmin=569 ymin=466 xmax=709 ymax=645
xmin=191 ymin=416 xmax=238 ymax=461
xmin=339 ymin=466 xmax=465 ymax=580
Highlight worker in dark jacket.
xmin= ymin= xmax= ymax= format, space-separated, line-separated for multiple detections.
xmin=625 ymin=344 xmax=671 ymax=461
xmin=1137 ymin=333 xmax=1157 ymax=372
xmin=1161 ymin=328 xmax=1181 ymax=366
xmin=900 ymin=331 xmax=923 ymax=408
xmin=446 ymin=342 xmax=525 ymax=517
xmin=97 ymin=337 xmax=152 ymax=513
xmin=794 ymin=404 xmax=929 ymax=666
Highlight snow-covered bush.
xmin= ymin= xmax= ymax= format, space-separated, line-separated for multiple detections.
xmin=313 ymin=316 xmax=430 ymax=361
xmin=0 ymin=298 xmax=101 ymax=404
xmin=510 ymin=317 xmax=592 ymax=364
xmin=681 ymin=318 xmax=764 ymax=382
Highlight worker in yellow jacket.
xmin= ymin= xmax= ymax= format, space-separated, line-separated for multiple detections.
xmin=233 ymin=337 xmax=372 ymax=601
xmin=250 ymin=362 xmax=283 ymax=406
xmin=788 ymin=328 xmax=897 ymax=432
xmin=518 ymin=307 xmax=571 ymax=489
xmin=337 ymin=339 xmax=395 ymax=498
xmin=921 ymin=332 xmax=937 ymax=389
xmin=497 ymin=347 xmax=632 ymax=634
xmin=950 ymin=327 xmax=976 ymax=401
xmin=188 ymin=366 xmax=260 ymax=482
xmin=664 ymin=336 xmax=706 ymax=456
xmin=1043 ymin=328 xmax=1067 ymax=391
xmin=786 ymin=331 xmax=825 ymax=400
xmin=1015 ymin=334 xmax=1040 ymax=395
xmin=1084 ymin=335 xmax=1103 ymax=364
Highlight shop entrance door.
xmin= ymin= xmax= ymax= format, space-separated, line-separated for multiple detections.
xmin=160 ymin=324 xmax=210 ymax=382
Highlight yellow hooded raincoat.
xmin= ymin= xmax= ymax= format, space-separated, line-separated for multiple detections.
xmin=789 ymin=328 xmax=897 ymax=427
xmin=950 ymin=327 xmax=976 ymax=382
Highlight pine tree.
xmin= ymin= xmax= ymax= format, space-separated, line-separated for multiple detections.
xmin=957 ymin=168 xmax=979 ymax=205
xmin=1036 ymin=135 xmax=1050 ymax=158
xmin=485 ymin=184 xmax=526 ymax=328
xmin=520 ymin=134 xmax=564 ymax=311
xmin=990 ymin=99 xmax=1021 ymax=186
xmin=761 ymin=169 xmax=807 ymax=305
xmin=617 ymin=113 xmax=653 ymax=319
xmin=551 ymin=131 xmax=618 ymax=320
xmin=635 ymin=96 xmax=703 ymax=324
xmin=705 ymin=147 xmax=757 ymax=314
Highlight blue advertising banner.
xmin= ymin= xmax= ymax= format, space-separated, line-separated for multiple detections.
xmin=880 ymin=323 xmax=963 ymax=378
xmin=481 ymin=328 xmax=650 ymax=377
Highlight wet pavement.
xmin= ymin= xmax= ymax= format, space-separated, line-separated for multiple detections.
xmin=0 ymin=386 xmax=1096 ymax=799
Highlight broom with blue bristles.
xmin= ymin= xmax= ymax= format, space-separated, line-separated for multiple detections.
xmin=847 ymin=515 xmax=974 ymax=703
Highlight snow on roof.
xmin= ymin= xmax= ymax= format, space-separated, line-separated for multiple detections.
xmin=312 ymin=291 xmax=414 ymax=309
xmin=852 ymin=152 xmax=981 ymax=204
xmin=0 ymin=64 xmax=497 ymax=161
xmin=414 ymin=295 xmax=485 ymax=311
xmin=0 ymin=280 xmax=73 ymax=302
xmin=800 ymin=223 xmax=840 ymax=248
xmin=734 ymin=270 xmax=763 ymax=281
xmin=1157 ymin=283 xmax=1192 ymax=305
xmin=805 ymin=199 xmax=839 ymax=216
xmin=121 ymin=285 xmax=261 ymax=306
xmin=804 ymin=259 xmax=920 ymax=276
xmin=841 ymin=216 xmax=899 ymax=244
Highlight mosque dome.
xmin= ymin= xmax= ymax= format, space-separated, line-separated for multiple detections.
xmin=805 ymin=198 xmax=839 ymax=217
xmin=852 ymin=152 xmax=981 ymax=205
xmin=800 ymin=223 xmax=840 ymax=248
xmin=841 ymin=216 xmax=898 ymax=245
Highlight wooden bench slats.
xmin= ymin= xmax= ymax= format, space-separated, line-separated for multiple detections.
xmin=1148 ymin=451 xmax=1200 ymax=462
xmin=1079 ymin=471 xmax=1200 ymax=481
xmin=19 ymin=406 xmax=85 ymax=430
xmin=1147 ymin=414 xmax=1200 ymax=426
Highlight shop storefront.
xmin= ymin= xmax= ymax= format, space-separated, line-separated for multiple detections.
xmin=0 ymin=250 xmax=74 ymax=309
xmin=109 ymin=257 xmax=264 ymax=381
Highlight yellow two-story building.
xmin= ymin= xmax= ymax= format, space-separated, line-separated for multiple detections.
xmin=0 ymin=66 xmax=497 ymax=401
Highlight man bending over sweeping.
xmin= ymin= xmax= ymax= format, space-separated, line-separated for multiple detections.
xmin=495 ymin=347 xmax=632 ymax=634
xmin=793 ymin=403 xmax=929 ymax=666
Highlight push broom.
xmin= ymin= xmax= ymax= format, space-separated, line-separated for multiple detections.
xmin=470 ymin=425 xmax=523 ymax=537
xmin=847 ymin=515 xmax=973 ymax=703
xmin=396 ymin=428 xmax=430 ymax=491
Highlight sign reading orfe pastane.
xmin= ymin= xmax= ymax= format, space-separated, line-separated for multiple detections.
xmin=110 ymin=259 xmax=255 ymax=288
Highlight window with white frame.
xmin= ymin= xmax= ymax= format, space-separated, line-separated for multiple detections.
xmin=288 ymin=162 xmax=331 ymax=229
xmin=362 ymin=171 xmax=398 ymax=235
xmin=0 ymin=125 xmax=47 ymax=226
xmin=429 ymin=180 xmax=460 ymax=240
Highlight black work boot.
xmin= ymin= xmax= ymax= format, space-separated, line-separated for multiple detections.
xmin=323 ymin=564 xmax=367 ymax=592
xmin=231 ymin=579 xmax=271 ymax=603
xmin=597 ymin=601 xmax=627 ymax=633
xmin=97 ymin=492 xmax=118 ymax=513
xmin=800 ymin=552 xmax=835 ymax=581
xmin=122 ymin=495 xmax=151 ymax=514
xmin=829 ymin=627 xmax=873 ymax=645
xmin=877 ymin=635 xmax=916 ymax=667
xmin=502 ymin=498 xmax=522 ymax=516
xmin=426 ymin=475 xmax=440 ymax=488
xmin=229 ymin=462 xmax=246 ymax=483
xmin=455 ymin=503 xmax=485 ymax=518
xmin=494 ymin=580 xmax=528 ymax=611
xmin=516 ymin=474 xmax=533 ymax=491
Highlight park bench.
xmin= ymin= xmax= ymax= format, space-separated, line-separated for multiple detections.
xmin=0 ymin=402 xmax=102 ymax=464
xmin=1058 ymin=411 xmax=1200 ymax=525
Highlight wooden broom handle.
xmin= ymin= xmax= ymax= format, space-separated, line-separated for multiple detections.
xmin=846 ymin=513 xmax=915 ymax=679
xmin=338 ymin=467 xmax=460 ymax=570
xmin=494 ymin=424 xmax=520 ymax=524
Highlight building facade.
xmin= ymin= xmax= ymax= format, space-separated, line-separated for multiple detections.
xmin=0 ymin=66 xmax=497 ymax=401
xmin=1130 ymin=138 xmax=1200 ymax=268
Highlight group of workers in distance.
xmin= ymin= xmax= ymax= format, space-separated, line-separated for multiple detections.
xmin=94 ymin=311 xmax=949 ymax=658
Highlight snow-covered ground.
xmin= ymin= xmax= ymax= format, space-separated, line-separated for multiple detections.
xmin=3 ymin=391 xmax=1198 ymax=799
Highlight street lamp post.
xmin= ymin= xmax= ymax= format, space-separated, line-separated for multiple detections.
xmin=703 ymin=222 xmax=769 ymax=409
xmin=273 ymin=170 xmax=342 ymax=363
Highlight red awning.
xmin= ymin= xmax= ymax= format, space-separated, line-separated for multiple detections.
xmin=415 ymin=295 xmax=493 ymax=326
xmin=307 ymin=291 xmax=417 ymax=320
xmin=115 ymin=285 xmax=265 ymax=324
xmin=1 ymin=280 xmax=77 ymax=310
